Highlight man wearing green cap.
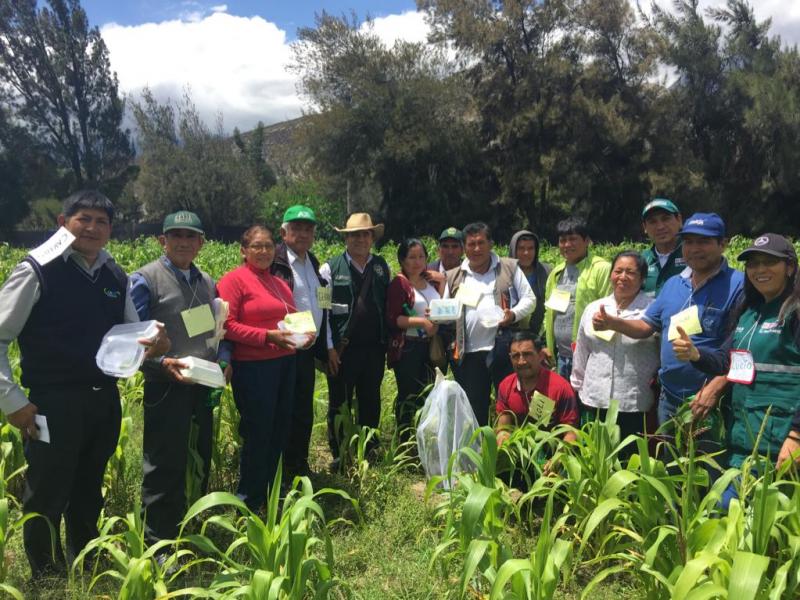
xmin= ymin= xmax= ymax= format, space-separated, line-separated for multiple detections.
xmin=641 ymin=198 xmax=685 ymax=296
xmin=130 ymin=210 xmax=230 ymax=547
xmin=429 ymin=227 xmax=464 ymax=273
xmin=271 ymin=205 xmax=329 ymax=476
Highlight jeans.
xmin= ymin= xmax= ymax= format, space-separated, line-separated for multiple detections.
xmin=452 ymin=351 xmax=492 ymax=426
xmin=557 ymin=355 xmax=573 ymax=381
xmin=657 ymin=386 xmax=685 ymax=426
xmin=283 ymin=349 xmax=317 ymax=474
xmin=392 ymin=339 xmax=434 ymax=439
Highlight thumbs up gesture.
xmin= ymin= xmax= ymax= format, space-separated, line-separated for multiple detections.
xmin=592 ymin=304 xmax=613 ymax=331
xmin=672 ymin=326 xmax=700 ymax=362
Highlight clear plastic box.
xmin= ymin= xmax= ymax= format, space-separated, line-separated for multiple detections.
xmin=95 ymin=320 xmax=159 ymax=378
xmin=428 ymin=298 xmax=463 ymax=322
xmin=178 ymin=356 xmax=226 ymax=388
xmin=476 ymin=305 xmax=505 ymax=328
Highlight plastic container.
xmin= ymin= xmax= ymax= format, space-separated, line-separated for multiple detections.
xmin=95 ymin=320 xmax=159 ymax=378
xmin=178 ymin=356 xmax=226 ymax=388
xmin=428 ymin=298 xmax=462 ymax=323
xmin=476 ymin=305 xmax=505 ymax=328
xmin=277 ymin=321 xmax=313 ymax=348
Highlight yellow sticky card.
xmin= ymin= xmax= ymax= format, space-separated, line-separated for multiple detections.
xmin=456 ymin=285 xmax=481 ymax=308
xmin=544 ymin=289 xmax=571 ymax=313
xmin=181 ymin=304 xmax=216 ymax=338
xmin=283 ymin=310 xmax=317 ymax=333
xmin=528 ymin=391 xmax=556 ymax=423
xmin=667 ymin=304 xmax=703 ymax=341
xmin=586 ymin=320 xmax=615 ymax=342
xmin=316 ymin=286 xmax=332 ymax=310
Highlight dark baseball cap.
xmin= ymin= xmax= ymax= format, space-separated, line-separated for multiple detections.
xmin=439 ymin=227 xmax=464 ymax=242
xmin=642 ymin=198 xmax=680 ymax=219
xmin=680 ymin=212 xmax=725 ymax=238
xmin=163 ymin=210 xmax=204 ymax=234
xmin=737 ymin=233 xmax=797 ymax=262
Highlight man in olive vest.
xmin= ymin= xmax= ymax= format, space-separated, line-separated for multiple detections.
xmin=320 ymin=213 xmax=390 ymax=470
xmin=130 ymin=211 xmax=230 ymax=546
xmin=444 ymin=222 xmax=535 ymax=426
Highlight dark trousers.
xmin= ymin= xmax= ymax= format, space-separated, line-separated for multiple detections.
xmin=231 ymin=356 xmax=296 ymax=511
xmin=392 ymin=339 xmax=434 ymax=438
xmin=23 ymin=384 xmax=121 ymax=577
xmin=452 ymin=351 xmax=492 ymax=427
xmin=488 ymin=332 xmax=514 ymax=390
xmin=141 ymin=381 xmax=213 ymax=544
xmin=283 ymin=349 xmax=316 ymax=473
xmin=326 ymin=343 xmax=385 ymax=458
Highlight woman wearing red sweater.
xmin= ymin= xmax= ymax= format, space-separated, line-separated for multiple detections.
xmin=217 ymin=225 xmax=301 ymax=510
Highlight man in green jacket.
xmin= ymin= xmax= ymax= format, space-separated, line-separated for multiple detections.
xmin=543 ymin=217 xmax=611 ymax=379
xmin=641 ymin=198 xmax=685 ymax=296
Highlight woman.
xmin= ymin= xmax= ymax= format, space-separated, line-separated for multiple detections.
xmin=571 ymin=251 xmax=660 ymax=439
xmin=386 ymin=239 xmax=443 ymax=438
xmin=672 ymin=234 xmax=800 ymax=482
xmin=217 ymin=225 xmax=309 ymax=511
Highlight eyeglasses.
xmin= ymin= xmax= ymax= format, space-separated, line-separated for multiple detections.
xmin=247 ymin=244 xmax=274 ymax=252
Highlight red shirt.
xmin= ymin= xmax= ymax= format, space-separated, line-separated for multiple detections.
xmin=495 ymin=368 xmax=579 ymax=429
xmin=217 ymin=263 xmax=297 ymax=361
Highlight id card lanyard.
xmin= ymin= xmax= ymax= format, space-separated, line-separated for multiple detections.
xmin=727 ymin=318 xmax=759 ymax=385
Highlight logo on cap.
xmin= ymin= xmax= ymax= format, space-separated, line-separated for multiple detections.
xmin=688 ymin=219 xmax=704 ymax=226
xmin=175 ymin=212 xmax=192 ymax=223
xmin=447 ymin=227 xmax=457 ymax=235
xmin=754 ymin=236 xmax=769 ymax=246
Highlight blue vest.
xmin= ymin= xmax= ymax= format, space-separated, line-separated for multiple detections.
xmin=18 ymin=256 xmax=127 ymax=387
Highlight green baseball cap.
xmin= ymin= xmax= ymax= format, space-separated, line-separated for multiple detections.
xmin=282 ymin=204 xmax=317 ymax=223
xmin=439 ymin=227 xmax=464 ymax=242
xmin=163 ymin=210 xmax=204 ymax=234
xmin=642 ymin=198 xmax=680 ymax=219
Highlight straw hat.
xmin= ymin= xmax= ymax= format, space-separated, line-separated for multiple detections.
xmin=334 ymin=213 xmax=384 ymax=238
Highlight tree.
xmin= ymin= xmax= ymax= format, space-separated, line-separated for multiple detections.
xmin=131 ymin=88 xmax=260 ymax=235
xmin=233 ymin=121 xmax=278 ymax=191
xmin=0 ymin=0 xmax=134 ymax=192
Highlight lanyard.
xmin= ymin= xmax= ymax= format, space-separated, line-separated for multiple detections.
xmin=257 ymin=272 xmax=292 ymax=316
xmin=737 ymin=317 xmax=760 ymax=351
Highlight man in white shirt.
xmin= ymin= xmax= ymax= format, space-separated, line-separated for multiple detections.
xmin=271 ymin=205 xmax=329 ymax=476
xmin=444 ymin=222 xmax=536 ymax=426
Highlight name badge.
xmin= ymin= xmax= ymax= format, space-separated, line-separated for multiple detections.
xmin=727 ymin=349 xmax=755 ymax=384
xmin=283 ymin=310 xmax=317 ymax=333
xmin=29 ymin=227 xmax=76 ymax=265
xmin=528 ymin=391 xmax=555 ymax=423
xmin=544 ymin=289 xmax=571 ymax=313
xmin=667 ymin=305 xmax=703 ymax=341
xmin=316 ymin=286 xmax=332 ymax=310
xmin=181 ymin=304 xmax=216 ymax=338
xmin=456 ymin=285 xmax=481 ymax=308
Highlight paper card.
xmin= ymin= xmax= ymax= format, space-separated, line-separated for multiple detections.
xmin=528 ymin=391 xmax=556 ymax=423
xmin=283 ymin=310 xmax=317 ymax=333
xmin=456 ymin=285 xmax=481 ymax=308
xmin=586 ymin=320 xmax=615 ymax=342
xmin=727 ymin=349 xmax=755 ymax=384
xmin=28 ymin=227 xmax=76 ymax=266
xmin=181 ymin=304 xmax=216 ymax=338
xmin=34 ymin=414 xmax=50 ymax=444
xmin=544 ymin=289 xmax=571 ymax=313
xmin=667 ymin=305 xmax=703 ymax=341
xmin=316 ymin=286 xmax=332 ymax=310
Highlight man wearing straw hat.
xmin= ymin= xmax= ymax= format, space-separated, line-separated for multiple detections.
xmin=320 ymin=213 xmax=391 ymax=470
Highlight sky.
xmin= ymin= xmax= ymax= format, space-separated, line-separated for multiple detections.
xmin=83 ymin=0 xmax=800 ymax=133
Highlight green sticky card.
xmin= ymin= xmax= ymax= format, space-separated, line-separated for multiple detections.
xmin=181 ymin=304 xmax=216 ymax=338
xmin=283 ymin=310 xmax=317 ymax=333
xmin=528 ymin=391 xmax=555 ymax=423
xmin=316 ymin=286 xmax=332 ymax=310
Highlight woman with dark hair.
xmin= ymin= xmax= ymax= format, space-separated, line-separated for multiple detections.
xmin=386 ymin=239 xmax=444 ymax=438
xmin=217 ymin=224 xmax=310 ymax=510
xmin=672 ymin=234 xmax=800 ymax=486
xmin=571 ymin=251 xmax=660 ymax=439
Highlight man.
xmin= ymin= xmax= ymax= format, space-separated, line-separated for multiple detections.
xmin=129 ymin=210 xmax=228 ymax=547
xmin=543 ymin=217 xmax=612 ymax=379
xmin=270 ymin=205 xmax=329 ymax=476
xmin=428 ymin=227 xmax=464 ymax=273
xmin=641 ymin=198 xmax=685 ymax=296
xmin=320 ymin=213 xmax=390 ymax=469
xmin=593 ymin=212 xmax=745 ymax=425
xmin=444 ymin=222 xmax=535 ymax=426
xmin=495 ymin=332 xmax=578 ymax=446
xmin=0 ymin=190 xmax=167 ymax=577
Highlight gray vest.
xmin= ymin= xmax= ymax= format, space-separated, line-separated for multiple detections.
xmin=137 ymin=258 xmax=217 ymax=382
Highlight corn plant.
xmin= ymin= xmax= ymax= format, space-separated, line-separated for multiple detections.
xmin=210 ymin=387 xmax=241 ymax=493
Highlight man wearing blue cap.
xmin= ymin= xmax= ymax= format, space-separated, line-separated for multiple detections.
xmin=641 ymin=198 xmax=685 ymax=296
xmin=593 ymin=213 xmax=744 ymax=424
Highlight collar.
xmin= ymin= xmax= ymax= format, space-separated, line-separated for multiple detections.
xmin=553 ymin=251 xmax=593 ymax=275
xmin=345 ymin=251 xmax=373 ymax=272
xmin=62 ymin=246 xmax=111 ymax=271
xmin=513 ymin=370 xmax=542 ymax=394
xmin=680 ymin=257 xmax=728 ymax=290
xmin=461 ymin=252 xmax=499 ymax=275
xmin=161 ymin=255 xmax=201 ymax=282
xmin=245 ymin=262 xmax=270 ymax=277
xmin=287 ymin=246 xmax=306 ymax=265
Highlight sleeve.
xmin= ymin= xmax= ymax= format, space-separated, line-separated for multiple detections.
xmin=495 ymin=380 xmax=510 ymax=415
xmin=570 ymin=305 xmax=593 ymax=392
xmin=128 ymin=272 xmax=151 ymax=321
xmin=0 ymin=262 xmax=40 ymax=415
xmin=554 ymin=383 xmax=580 ymax=427
xmin=216 ymin=340 xmax=233 ymax=364
xmin=510 ymin=266 xmax=535 ymax=322
xmin=319 ymin=262 xmax=332 ymax=285
xmin=319 ymin=263 xmax=335 ymax=350
xmin=386 ymin=278 xmax=410 ymax=333
xmin=643 ymin=289 xmax=665 ymax=329
xmin=217 ymin=272 xmax=268 ymax=348
xmin=692 ymin=328 xmax=734 ymax=376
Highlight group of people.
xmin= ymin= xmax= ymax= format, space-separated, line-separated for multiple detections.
xmin=1 ymin=190 xmax=799 ymax=580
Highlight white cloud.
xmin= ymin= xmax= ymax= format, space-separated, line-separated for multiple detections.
xmin=364 ymin=10 xmax=430 ymax=47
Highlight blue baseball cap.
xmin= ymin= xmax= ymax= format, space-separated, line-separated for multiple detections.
xmin=680 ymin=212 xmax=725 ymax=238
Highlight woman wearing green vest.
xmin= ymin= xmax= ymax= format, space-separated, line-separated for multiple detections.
xmin=672 ymin=233 xmax=800 ymax=509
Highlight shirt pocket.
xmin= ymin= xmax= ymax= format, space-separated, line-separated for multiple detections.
xmin=701 ymin=306 xmax=725 ymax=338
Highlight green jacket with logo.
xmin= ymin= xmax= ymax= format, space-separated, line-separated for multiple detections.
xmin=642 ymin=243 xmax=685 ymax=296
xmin=544 ymin=252 xmax=612 ymax=358
xmin=328 ymin=253 xmax=390 ymax=347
